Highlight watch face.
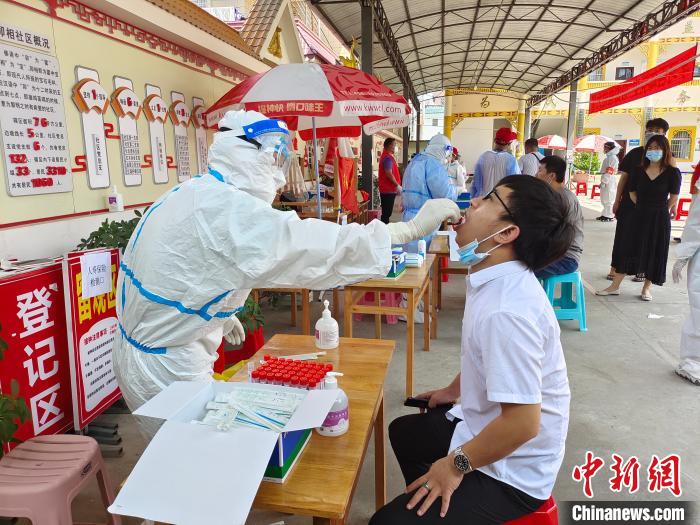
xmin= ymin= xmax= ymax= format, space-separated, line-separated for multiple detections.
xmin=454 ymin=453 xmax=471 ymax=473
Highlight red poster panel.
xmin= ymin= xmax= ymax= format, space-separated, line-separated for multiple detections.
xmin=0 ymin=263 xmax=73 ymax=454
xmin=62 ymin=249 xmax=121 ymax=430
xmin=589 ymin=45 xmax=697 ymax=114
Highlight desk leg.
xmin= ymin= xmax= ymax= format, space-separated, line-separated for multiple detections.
xmin=344 ymin=289 xmax=353 ymax=337
xmin=406 ymin=292 xmax=415 ymax=398
xmin=374 ymin=292 xmax=382 ymax=339
xmin=431 ymin=264 xmax=438 ymax=340
xmin=302 ymin=289 xmax=310 ymax=335
xmin=290 ymin=291 xmax=297 ymax=328
xmin=423 ymin=285 xmax=430 ymax=352
xmin=333 ymin=288 xmax=340 ymax=320
xmin=374 ymin=392 xmax=386 ymax=510
xmin=438 ymin=263 xmax=443 ymax=310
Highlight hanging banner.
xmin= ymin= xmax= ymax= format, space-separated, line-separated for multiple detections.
xmin=589 ymin=45 xmax=698 ymax=114
xmin=62 ymin=249 xmax=121 ymax=430
xmin=72 ymin=68 xmax=111 ymax=188
xmin=339 ymin=156 xmax=359 ymax=214
xmin=0 ymin=263 xmax=73 ymax=454
xmin=111 ymin=77 xmax=142 ymax=186
xmin=143 ymin=85 xmax=168 ymax=183
xmin=192 ymin=97 xmax=208 ymax=174
xmin=169 ymin=91 xmax=191 ymax=182
xmin=0 ymin=43 xmax=71 ymax=196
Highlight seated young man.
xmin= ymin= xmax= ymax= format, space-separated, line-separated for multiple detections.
xmin=370 ymin=175 xmax=574 ymax=525
xmin=535 ymin=155 xmax=584 ymax=279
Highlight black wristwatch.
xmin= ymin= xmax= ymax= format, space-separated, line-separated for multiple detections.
xmin=452 ymin=446 xmax=473 ymax=474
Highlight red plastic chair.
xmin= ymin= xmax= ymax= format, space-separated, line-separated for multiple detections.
xmin=504 ymin=496 xmax=558 ymax=525
xmin=675 ymin=198 xmax=692 ymax=220
xmin=575 ymin=182 xmax=587 ymax=196
xmin=590 ymin=185 xmax=601 ymax=199
xmin=0 ymin=434 xmax=120 ymax=525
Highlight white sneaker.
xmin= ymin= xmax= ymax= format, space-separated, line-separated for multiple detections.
xmin=675 ymin=365 xmax=700 ymax=386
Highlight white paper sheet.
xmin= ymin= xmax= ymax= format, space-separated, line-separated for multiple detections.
xmin=80 ymin=251 xmax=112 ymax=298
xmin=436 ymin=230 xmax=460 ymax=262
xmin=133 ymin=380 xmax=211 ymax=419
xmin=109 ymin=421 xmax=277 ymax=525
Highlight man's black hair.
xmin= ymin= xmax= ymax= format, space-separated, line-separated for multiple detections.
xmin=495 ymin=175 xmax=575 ymax=271
xmin=539 ymin=155 xmax=567 ymax=183
xmin=645 ymin=118 xmax=669 ymax=133
xmin=384 ymin=137 xmax=396 ymax=149
xmin=524 ymin=138 xmax=539 ymax=149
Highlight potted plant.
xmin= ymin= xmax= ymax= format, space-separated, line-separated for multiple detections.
xmin=0 ymin=323 xmax=30 ymax=458
xmin=77 ymin=209 xmax=144 ymax=251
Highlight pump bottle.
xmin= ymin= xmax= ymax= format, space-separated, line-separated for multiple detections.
xmin=316 ymin=372 xmax=349 ymax=436
xmin=315 ymin=300 xmax=338 ymax=350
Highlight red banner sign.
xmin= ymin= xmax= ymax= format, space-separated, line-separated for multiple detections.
xmin=62 ymin=249 xmax=121 ymax=430
xmin=589 ymin=45 xmax=697 ymax=114
xmin=0 ymin=263 xmax=73 ymax=454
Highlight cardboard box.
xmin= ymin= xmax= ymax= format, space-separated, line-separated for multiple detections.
xmin=108 ymin=381 xmax=337 ymax=525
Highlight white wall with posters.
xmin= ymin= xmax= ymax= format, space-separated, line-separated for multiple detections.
xmin=0 ymin=0 xmax=267 ymax=260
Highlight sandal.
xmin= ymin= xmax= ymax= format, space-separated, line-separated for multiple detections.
xmin=632 ymin=274 xmax=645 ymax=282
xmin=641 ymin=291 xmax=653 ymax=302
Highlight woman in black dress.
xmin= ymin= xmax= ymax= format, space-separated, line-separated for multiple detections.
xmin=597 ymin=135 xmax=681 ymax=301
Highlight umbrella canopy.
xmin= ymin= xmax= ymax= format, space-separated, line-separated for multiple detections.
xmin=537 ymin=135 xmax=567 ymax=150
xmin=573 ymin=134 xmax=617 ymax=152
xmin=288 ymin=109 xmax=411 ymax=141
xmin=204 ymin=63 xmax=411 ymax=130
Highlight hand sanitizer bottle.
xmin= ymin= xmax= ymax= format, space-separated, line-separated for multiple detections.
xmin=316 ymin=372 xmax=349 ymax=436
xmin=106 ymin=185 xmax=124 ymax=212
xmin=315 ymin=300 xmax=338 ymax=350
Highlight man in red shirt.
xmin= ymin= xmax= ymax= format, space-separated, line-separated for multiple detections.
xmin=379 ymin=137 xmax=402 ymax=223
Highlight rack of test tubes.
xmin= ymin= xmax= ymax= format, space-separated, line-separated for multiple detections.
xmin=251 ymin=355 xmax=334 ymax=390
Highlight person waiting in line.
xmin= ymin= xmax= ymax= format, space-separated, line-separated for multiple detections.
xmin=517 ymin=138 xmax=544 ymax=177
xmin=607 ymin=118 xmax=671 ymax=281
xmin=672 ymin=176 xmax=700 ymax=386
xmin=370 ymin=175 xmax=574 ymax=525
xmin=447 ymin=147 xmax=467 ymax=194
xmin=596 ymin=141 xmax=621 ymax=222
xmin=597 ymin=135 xmax=681 ymax=301
xmin=402 ymin=134 xmax=458 ymax=251
xmin=378 ymin=137 xmax=402 ymax=224
xmin=471 ymin=127 xmax=521 ymax=198
xmin=535 ymin=156 xmax=584 ymax=278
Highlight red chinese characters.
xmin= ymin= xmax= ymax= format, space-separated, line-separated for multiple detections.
xmin=0 ymin=264 xmax=73 ymax=453
xmin=648 ymin=454 xmax=682 ymax=497
xmin=572 ymin=451 xmax=606 ymax=498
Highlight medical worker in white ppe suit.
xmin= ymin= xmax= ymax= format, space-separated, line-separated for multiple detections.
xmin=114 ymin=110 xmax=460 ymax=411
xmin=672 ymin=179 xmax=700 ymax=385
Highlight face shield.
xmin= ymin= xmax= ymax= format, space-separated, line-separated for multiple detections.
xmin=240 ymin=119 xmax=292 ymax=190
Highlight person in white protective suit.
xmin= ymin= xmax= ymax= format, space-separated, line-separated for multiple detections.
xmin=114 ymin=110 xmax=460 ymax=411
xmin=672 ymin=180 xmax=700 ymax=385
xmin=596 ymin=141 xmax=620 ymax=222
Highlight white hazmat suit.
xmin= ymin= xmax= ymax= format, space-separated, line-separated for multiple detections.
xmin=114 ymin=110 xmax=460 ymax=411
xmin=599 ymin=144 xmax=620 ymax=220
xmin=672 ymin=188 xmax=700 ymax=385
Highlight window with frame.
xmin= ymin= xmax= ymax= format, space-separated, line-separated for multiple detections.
xmin=588 ymin=68 xmax=603 ymax=81
xmin=670 ymin=128 xmax=694 ymax=161
xmin=615 ymin=67 xmax=634 ymax=80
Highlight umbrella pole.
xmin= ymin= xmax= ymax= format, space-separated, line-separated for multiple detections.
xmin=312 ymin=116 xmax=321 ymax=219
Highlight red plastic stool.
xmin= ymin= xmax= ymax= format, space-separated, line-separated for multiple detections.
xmin=441 ymin=256 xmax=449 ymax=282
xmin=590 ymin=185 xmax=601 ymax=199
xmin=575 ymin=182 xmax=587 ymax=196
xmin=504 ymin=496 xmax=558 ymax=524
xmin=675 ymin=198 xmax=692 ymax=220
xmin=0 ymin=434 xmax=121 ymax=525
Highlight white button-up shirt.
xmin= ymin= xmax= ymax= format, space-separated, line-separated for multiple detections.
xmin=448 ymin=261 xmax=570 ymax=500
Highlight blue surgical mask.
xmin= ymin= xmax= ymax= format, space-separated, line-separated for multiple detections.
xmin=646 ymin=150 xmax=663 ymax=162
xmin=458 ymin=226 xmax=512 ymax=267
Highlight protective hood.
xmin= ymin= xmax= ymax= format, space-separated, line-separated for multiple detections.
xmin=606 ymin=144 xmax=621 ymax=157
xmin=207 ymin=129 xmax=285 ymax=204
xmin=425 ymin=134 xmax=453 ymax=163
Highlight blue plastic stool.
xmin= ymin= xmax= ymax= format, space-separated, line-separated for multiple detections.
xmin=542 ymin=271 xmax=587 ymax=332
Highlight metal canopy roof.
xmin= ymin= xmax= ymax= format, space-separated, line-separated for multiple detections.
xmin=311 ymin=0 xmax=675 ymax=99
